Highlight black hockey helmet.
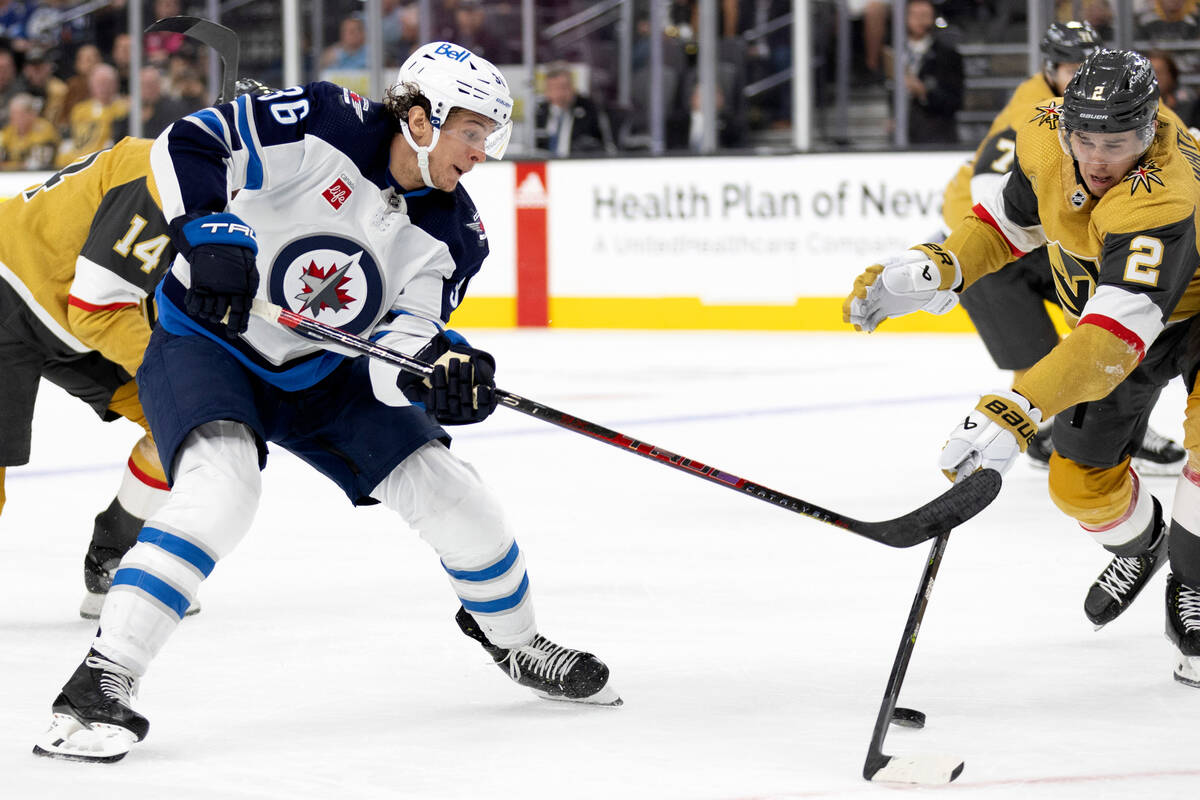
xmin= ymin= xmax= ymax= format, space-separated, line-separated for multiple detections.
xmin=1060 ymin=49 xmax=1159 ymax=162
xmin=1040 ymin=21 xmax=1103 ymax=67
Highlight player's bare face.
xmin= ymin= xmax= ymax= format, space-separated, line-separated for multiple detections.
xmin=1050 ymin=62 xmax=1080 ymax=95
xmin=428 ymin=110 xmax=493 ymax=190
xmin=1068 ymin=130 xmax=1145 ymax=196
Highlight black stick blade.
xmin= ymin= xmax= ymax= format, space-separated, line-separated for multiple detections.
xmin=853 ymin=468 xmax=1002 ymax=548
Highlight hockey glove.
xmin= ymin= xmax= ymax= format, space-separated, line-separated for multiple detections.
xmin=939 ymin=389 xmax=1041 ymax=483
xmin=843 ymin=243 xmax=963 ymax=333
xmin=170 ymin=212 xmax=260 ymax=336
xmin=400 ymin=332 xmax=498 ymax=425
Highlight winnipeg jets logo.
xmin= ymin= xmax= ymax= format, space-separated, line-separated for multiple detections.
xmin=268 ymin=235 xmax=383 ymax=335
xmin=1031 ymin=101 xmax=1061 ymax=130
xmin=296 ymin=253 xmax=359 ymax=315
xmin=1124 ymin=161 xmax=1165 ymax=195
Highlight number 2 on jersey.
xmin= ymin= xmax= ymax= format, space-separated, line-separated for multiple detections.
xmin=1123 ymin=236 xmax=1163 ymax=286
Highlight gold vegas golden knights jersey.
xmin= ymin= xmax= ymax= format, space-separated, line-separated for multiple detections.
xmin=941 ymin=73 xmax=1055 ymax=230
xmin=0 ymin=116 xmax=60 ymax=171
xmin=943 ymin=99 xmax=1200 ymax=420
xmin=0 ymin=137 xmax=174 ymax=380
xmin=56 ymin=98 xmax=131 ymax=168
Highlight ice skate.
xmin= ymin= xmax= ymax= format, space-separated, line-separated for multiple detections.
xmin=455 ymin=606 xmax=622 ymax=706
xmin=1166 ymin=575 xmax=1200 ymax=687
xmin=1131 ymin=427 xmax=1186 ymax=477
xmin=1026 ymin=424 xmax=1054 ymax=469
xmin=1084 ymin=515 xmax=1167 ymax=629
xmin=33 ymin=649 xmax=149 ymax=762
xmin=80 ymin=544 xmax=200 ymax=619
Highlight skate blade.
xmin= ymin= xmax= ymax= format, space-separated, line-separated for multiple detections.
xmin=535 ymin=682 xmax=623 ymax=707
xmin=80 ymin=593 xmax=201 ymax=620
xmin=1174 ymin=654 xmax=1200 ymax=688
xmin=32 ymin=713 xmax=137 ymax=763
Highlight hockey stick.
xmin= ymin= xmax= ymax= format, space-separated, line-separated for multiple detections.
xmin=246 ymin=299 xmax=1001 ymax=548
xmin=862 ymin=531 xmax=964 ymax=784
xmin=145 ymin=16 xmax=239 ymax=103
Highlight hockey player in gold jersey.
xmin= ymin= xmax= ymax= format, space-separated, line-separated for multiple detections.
xmin=0 ymin=136 xmax=179 ymax=618
xmin=845 ymin=49 xmax=1200 ymax=685
xmin=942 ymin=21 xmax=1185 ymax=474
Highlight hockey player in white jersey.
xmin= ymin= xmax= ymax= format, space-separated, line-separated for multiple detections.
xmin=34 ymin=42 xmax=619 ymax=763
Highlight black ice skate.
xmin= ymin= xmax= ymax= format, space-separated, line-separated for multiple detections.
xmin=1026 ymin=424 xmax=1054 ymax=468
xmin=80 ymin=542 xmax=201 ymax=620
xmin=1084 ymin=513 xmax=1168 ymax=629
xmin=455 ymin=606 xmax=622 ymax=706
xmin=1166 ymin=575 xmax=1200 ymax=687
xmin=1131 ymin=427 xmax=1186 ymax=477
xmin=33 ymin=649 xmax=149 ymax=762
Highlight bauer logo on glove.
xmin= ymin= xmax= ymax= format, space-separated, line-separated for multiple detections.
xmin=842 ymin=244 xmax=963 ymax=333
xmin=938 ymin=389 xmax=1042 ymax=482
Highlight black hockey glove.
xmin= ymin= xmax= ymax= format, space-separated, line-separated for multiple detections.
xmin=169 ymin=211 xmax=260 ymax=336
xmin=400 ymin=333 xmax=498 ymax=425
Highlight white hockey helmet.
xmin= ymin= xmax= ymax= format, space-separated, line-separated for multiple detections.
xmin=392 ymin=42 xmax=514 ymax=169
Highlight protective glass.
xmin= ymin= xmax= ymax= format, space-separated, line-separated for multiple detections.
xmin=439 ymin=113 xmax=513 ymax=160
xmin=1059 ymin=123 xmax=1155 ymax=165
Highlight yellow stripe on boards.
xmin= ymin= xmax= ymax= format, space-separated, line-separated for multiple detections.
xmin=454 ymin=296 xmax=1072 ymax=333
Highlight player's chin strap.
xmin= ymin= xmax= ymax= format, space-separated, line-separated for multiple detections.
xmin=399 ymin=121 xmax=441 ymax=189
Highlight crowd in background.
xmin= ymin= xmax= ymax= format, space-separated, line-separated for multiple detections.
xmin=1 ymin=0 xmax=1199 ymax=170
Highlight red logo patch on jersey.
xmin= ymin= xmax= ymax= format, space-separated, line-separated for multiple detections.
xmin=322 ymin=178 xmax=352 ymax=210
xmin=341 ymin=87 xmax=369 ymax=121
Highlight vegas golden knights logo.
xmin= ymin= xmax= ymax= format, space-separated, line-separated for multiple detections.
xmin=1047 ymin=243 xmax=1099 ymax=318
xmin=1031 ymin=101 xmax=1062 ymax=130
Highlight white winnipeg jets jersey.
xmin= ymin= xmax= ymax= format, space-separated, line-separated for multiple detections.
xmin=149 ymin=82 xmax=490 ymax=391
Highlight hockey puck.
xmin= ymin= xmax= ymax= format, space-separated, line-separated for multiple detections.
xmin=890 ymin=706 xmax=926 ymax=729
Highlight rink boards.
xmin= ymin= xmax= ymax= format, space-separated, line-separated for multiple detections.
xmin=0 ymin=151 xmax=1070 ymax=332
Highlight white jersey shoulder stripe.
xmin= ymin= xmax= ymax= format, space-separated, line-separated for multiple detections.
xmin=71 ymin=255 xmax=149 ymax=307
xmin=1077 ymin=284 xmax=1164 ymax=356
xmin=975 ymin=171 xmax=1047 ymax=254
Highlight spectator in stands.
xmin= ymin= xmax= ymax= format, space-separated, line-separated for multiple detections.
xmin=855 ymin=0 xmax=892 ymax=79
xmin=59 ymin=43 xmax=102 ymax=131
xmin=0 ymin=92 xmax=59 ymax=170
xmin=23 ymin=0 xmax=88 ymax=59
xmin=0 ymin=0 xmax=27 ymax=44
xmin=1148 ymin=49 xmax=1198 ymax=128
xmin=22 ymin=46 xmax=66 ymax=125
xmin=139 ymin=63 xmax=193 ymax=139
xmin=146 ymin=0 xmax=187 ymax=67
xmin=1136 ymin=0 xmax=1200 ymax=41
xmin=451 ymin=0 xmax=517 ymax=65
xmin=57 ymin=62 xmax=127 ymax=167
xmin=112 ymin=32 xmax=131 ymax=94
xmin=0 ymin=47 xmax=28 ymax=129
xmin=166 ymin=51 xmax=207 ymax=106
xmin=535 ymin=62 xmax=616 ymax=157
xmin=321 ymin=15 xmax=368 ymax=72
xmin=894 ymin=0 xmax=963 ymax=145
xmin=382 ymin=0 xmax=419 ymax=66
xmin=668 ymin=82 xmax=746 ymax=152
xmin=1058 ymin=0 xmax=1113 ymax=40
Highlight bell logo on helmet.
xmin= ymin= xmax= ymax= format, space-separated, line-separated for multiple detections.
xmin=433 ymin=43 xmax=471 ymax=62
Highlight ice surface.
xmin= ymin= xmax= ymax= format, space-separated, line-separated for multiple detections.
xmin=3 ymin=331 xmax=1198 ymax=799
